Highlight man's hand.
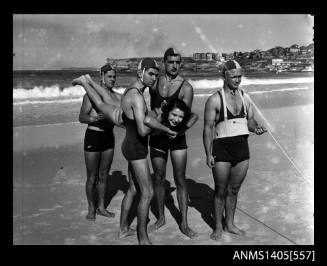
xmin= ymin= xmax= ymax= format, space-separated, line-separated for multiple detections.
xmin=96 ymin=112 xmax=105 ymax=120
xmin=206 ymin=155 xmax=215 ymax=168
xmin=254 ymin=125 xmax=267 ymax=135
xmin=167 ymin=129 xmax=178 ymax=139
xmin=154 ymin=107 xmax=163 ymax=116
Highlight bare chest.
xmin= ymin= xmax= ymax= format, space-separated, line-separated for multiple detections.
xmin=224 ymin=94 xmax=244 ymax=115
xmin=158 ymin=79 xmax=183 ymax=98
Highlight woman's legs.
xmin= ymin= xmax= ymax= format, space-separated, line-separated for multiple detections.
xmin=149 ymin=155 xmax=167 ymax=230
xmin=73 ymin=76 xmax=123 ymax=126
xmin=171 ymin=149 xmax=197 ymax=238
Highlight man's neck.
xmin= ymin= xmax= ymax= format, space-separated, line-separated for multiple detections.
xmin=134 ymin=78 xmax=146 ymax=92
xmin=104 ymin=85 xmax=113 ymax=92
xmin=223 ymin=83 xmax=238 ymax=96
xmin=165 ymin=72 xmax=178 ymax=81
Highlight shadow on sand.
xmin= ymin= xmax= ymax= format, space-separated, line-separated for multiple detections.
xmin=186 ymin=179 xmax=215 ymax=230
xmin=101 ymin=172 xmax=216 ymax=230
xmin=126 ymin=175 xmax=182 ymax=227
xmin=104 ymin=170 xmax=129 ymax=209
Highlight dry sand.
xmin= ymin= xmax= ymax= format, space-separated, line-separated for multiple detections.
xmin=13 ymin=103 xmax=314 ymax=245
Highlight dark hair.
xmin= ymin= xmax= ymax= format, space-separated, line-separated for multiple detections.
xmin=161 ymin=99 xmax=190 ymax=128
xmin=163 ymin=47 xmax=181 ymax=62
xmin=100 ymin=63 xmax=116 ymax=75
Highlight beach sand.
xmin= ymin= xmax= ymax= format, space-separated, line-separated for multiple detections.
xmin=13 ymin=98 xmax=314 ymax=245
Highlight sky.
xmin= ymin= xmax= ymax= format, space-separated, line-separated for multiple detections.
xmin=13 ymin=14 xmax=314 ymax=70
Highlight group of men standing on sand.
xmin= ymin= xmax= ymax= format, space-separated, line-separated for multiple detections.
xmin=72 ymin=47 xmax=266 ymax=245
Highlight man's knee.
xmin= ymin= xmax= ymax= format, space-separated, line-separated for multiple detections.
xmin=174 ymin=174 xmax=186 ymax=188
xmin=214 ymin=185 xmax=227 ymax=198
xmin=98 ymin=170 xmax=109 ymax=184
xmin=87 ymin=175 xmax=98 ymax=184
xmin=153 ymin=172 xmax=166 ymax=185
xmin=227 ymin=185 xmax=241 ymax=196
xmin=141 ymin=187 xmax=154 ymax=202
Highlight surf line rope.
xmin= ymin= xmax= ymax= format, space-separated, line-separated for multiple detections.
xmin=246 ymin=93 xmax=312 ymax=186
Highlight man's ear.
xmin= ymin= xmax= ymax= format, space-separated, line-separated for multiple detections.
xmin=137 ymin=69 xmax=142 ymax=78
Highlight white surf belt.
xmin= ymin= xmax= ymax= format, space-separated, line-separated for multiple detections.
xmin=215 ymin=88 xmax=249 ymax=139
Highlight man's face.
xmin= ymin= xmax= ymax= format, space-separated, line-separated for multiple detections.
xmin=103 ymin=70 xmax=116 ymax=88
xmin=142 ymin=67 xmax=159 ymax=88
xmin=225 ymin=68 xmax=242 ymax=89
xmin=165 ymin=55 xmax=181 ymax=76
xmin=167 ymin=107 xmax=185 ymax=127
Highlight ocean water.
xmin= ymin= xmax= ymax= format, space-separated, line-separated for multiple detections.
xmin=13 ymin=70 xmax=314 ymax=127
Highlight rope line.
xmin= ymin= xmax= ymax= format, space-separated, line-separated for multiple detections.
xmin=247 ymin=95 xmax=313 ymax=186
xmin=237 ymin=207 xmax=298 ymax=245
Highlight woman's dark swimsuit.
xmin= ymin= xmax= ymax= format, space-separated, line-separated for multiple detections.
xmin=149 ymin=122 xmax=187 ymax=160
xmin=149 ymin=77 xmax=187 ymax=160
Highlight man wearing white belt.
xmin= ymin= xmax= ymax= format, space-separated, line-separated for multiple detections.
xmin=203 ymin=60 xmax=266 ymax=240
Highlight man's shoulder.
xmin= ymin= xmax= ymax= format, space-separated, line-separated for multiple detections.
xmin=206 ymin=91 xmax=221 ymax=105
xmin=180 ymin=78 xmax=193 ymax=93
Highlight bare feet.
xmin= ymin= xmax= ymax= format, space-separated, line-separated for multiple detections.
xmin=85 ymin=208 xmax=96 ymax=221
xmin=84 ymin=74 xmax=92 ymax=83
xmin=96 ymin=208 xmax=115 ymax=218
xmin=210 ymin=228 xmax=223 ymax=240
xmin=118 ymin=228 xmax=137 ymax=239
xmin=180 ymin=225 xmax=198 ymax=239
xmin=72 ymin=76 xmax=85 ymax=86
xmin=225 ymin=224 xmax=246 ymax=236
xmin=148 ymin=217 xmax=166 ymax=232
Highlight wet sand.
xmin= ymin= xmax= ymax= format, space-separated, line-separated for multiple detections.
xmin=13 ymin=100 xmax=314 ymax=245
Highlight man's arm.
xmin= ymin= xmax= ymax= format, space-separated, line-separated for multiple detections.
xmin=85 ymin=74 xmax=121 ymax=107
xmin=244 ymin=93 xmax=267 ymax=135
xmin=180 ymin=81 xmax=194 ymax=108
xmin=203 ymin=95 xmax=219 ymax=168
xmin=79 ymin=94 xmax=102 ymax=124
xmin=77 ymin=76 xmax=124 ymax=126
xmin=132 ymin=92 xmax=176 ymax=137
xmin=177 ymin=112 xmax=199 ymax=136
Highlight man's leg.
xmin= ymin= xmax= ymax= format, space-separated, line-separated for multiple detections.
xmin=211 ymin=161 xmax=231 ymax=240
xmin=149 ymin=155 xmax=167 ymax=231
xmin=225 ymin=160 xmax=249 ymax=235
xmin=84 ymin=151 xmax=100 ymax=221
xmin=96 ymin=148 xmax=115 ymax=218
xmin=130 ymin=159 xmax=154 ymax=245
xmin=119 ymin=162 xmax=137 ymax=238
xmin=171 ymin=149 xmax=197 ymax=238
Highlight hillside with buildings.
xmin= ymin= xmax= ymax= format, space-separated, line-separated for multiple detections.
xmin=79 ymin=43 xmax=314 ymax=74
